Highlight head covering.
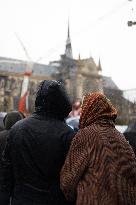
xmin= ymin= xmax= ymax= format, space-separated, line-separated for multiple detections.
xmin=35 ymin=80 xmax=72 ymax=120
xmin=3 ymin=111 xmax=25 ymax=130
xmin=79 ymin=92 xmax=117 ymax=129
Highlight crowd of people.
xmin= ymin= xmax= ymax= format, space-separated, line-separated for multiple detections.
xmin=0 ymin=80 xmax=136 ymax=205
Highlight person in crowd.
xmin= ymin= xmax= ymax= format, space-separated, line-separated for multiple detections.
xmin=60 ymin=92 xmax=136 ymax=205
xmin=124 ymin=118 xmax=136 ymax=155
xmin=69 ymin=99 xmax=81 ymax=118
xmin=0 ymin=80 xmax=75 ymax=205
xmin=66 ymin=99 xmax=81 ymax=132
xmin=0 ymin=111 xmax=25 ymax=159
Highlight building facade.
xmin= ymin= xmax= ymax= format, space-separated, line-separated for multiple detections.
xmin=50 ymin=24 xmax=103 ymax=100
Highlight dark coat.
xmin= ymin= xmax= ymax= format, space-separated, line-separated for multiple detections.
xmin=0 ymin=111 xmax=25 ymax=160
xmin=0 ymin=80 xmax=75 ymax=205
xmin=0 ymin=130 xmax=9 ymax=159
xmin=124 ymin=119 xmax=136 ymax=155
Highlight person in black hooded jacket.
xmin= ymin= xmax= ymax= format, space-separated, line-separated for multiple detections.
xmin=0 ymin=80 xmax=76 ymax=205
xmin=0 ymin=111 xmax=25 ymax=159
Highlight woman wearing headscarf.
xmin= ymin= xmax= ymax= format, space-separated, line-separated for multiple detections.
xmin=0 ymin=111 xmax=25 ymax=159
xmin=0 ymin=80 xmax=75 ymax=205
xmin=60 ymin=92 xmax=136 ymax=205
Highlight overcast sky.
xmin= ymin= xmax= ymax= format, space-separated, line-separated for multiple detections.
xmin=0 ymin=0 xmax=136 ymax=90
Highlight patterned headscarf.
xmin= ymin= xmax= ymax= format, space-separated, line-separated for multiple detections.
xmin=79 ymin=92 xmax=117 ymax=129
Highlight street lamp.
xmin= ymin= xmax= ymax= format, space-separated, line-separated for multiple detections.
xmin=128 ymin=21 xmax=136 ymax=26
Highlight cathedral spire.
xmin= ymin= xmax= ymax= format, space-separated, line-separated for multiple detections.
xmin=65 ymin=21 xmax=73 ymax=59
xmin=68 ymin=21 xmax=70 ymax=38
xmin=98 ymin=58 xmax=102 ymax=73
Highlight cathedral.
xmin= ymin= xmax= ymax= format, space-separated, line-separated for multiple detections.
xmin=0 ymin=25 xmax=134 ymax=124
xmin=50 ymin=24 xmax=103 ymax=99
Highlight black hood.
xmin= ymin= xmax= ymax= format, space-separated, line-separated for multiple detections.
xmin=35 ymin=80 xmax=72 ymax=120
xmin=3 ymin=111 xmax=25 ymax=130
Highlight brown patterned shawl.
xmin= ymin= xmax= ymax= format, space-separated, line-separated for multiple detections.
xmin=60 ymin=92 xmax=136 ymax=205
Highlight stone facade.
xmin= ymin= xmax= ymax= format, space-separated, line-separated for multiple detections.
xmin=0 ymin=53 xmax=103 ymax=113
xmin=76 ymin=57 xmax=103 ymax=98
xmin=51 ymin=55 xmax=103 ymax=100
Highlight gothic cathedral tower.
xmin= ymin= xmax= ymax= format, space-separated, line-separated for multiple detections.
xmin=65 ymin=22 xmax=73 ymax=59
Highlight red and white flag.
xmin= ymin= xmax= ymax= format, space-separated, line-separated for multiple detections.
xmin=18 ymin=71 xmax=31 ymax=113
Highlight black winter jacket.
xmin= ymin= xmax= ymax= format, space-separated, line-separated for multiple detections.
xmin=0 ymin=114 xmax=75 ymax=205
xmin=0 ymin=130 xmax=9 ymax=159
xmin=0 ymin=80 xmax=75 ymax=205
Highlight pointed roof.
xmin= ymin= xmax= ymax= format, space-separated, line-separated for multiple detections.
xmin=68 ymin=20 xmax=70 ymax=38
xmin=65 ymin=21 xmax=73 ymax=59
xmin=98 ymin=58 xmax=102 ymax=71
xmin=78 ymin=53 xmax=81 ymax=60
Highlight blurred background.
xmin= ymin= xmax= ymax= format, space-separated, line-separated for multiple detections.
xmin=0 ymin=0 xmax=136 ymax=128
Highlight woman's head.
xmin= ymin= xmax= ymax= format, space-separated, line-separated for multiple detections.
xmin=79 ymin=92 xmax=117 ymax=129
xmin=35 ymin=80 xmax=72 ymax=120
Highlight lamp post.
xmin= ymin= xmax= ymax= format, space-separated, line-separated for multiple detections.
xmin=128 ymin=21 xmax=136 ymax=26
